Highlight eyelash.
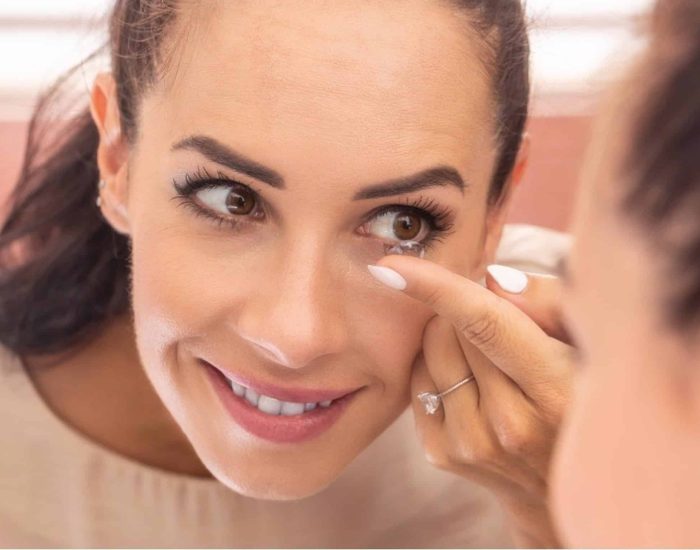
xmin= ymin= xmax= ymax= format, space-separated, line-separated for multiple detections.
xmin=171 ymin=165 xmax=456 ymax=250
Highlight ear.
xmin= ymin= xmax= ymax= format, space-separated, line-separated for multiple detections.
xmin=475 ymin=133 xmax=530 ymax=275
xmin=89 ymin=72 xmax=131 ymax=235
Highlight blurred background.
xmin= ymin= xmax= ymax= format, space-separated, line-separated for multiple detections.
xmin=0 ymin=0 xmax=654 ymax=231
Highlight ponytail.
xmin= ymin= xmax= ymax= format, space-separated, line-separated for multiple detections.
xmin=0 ymin=56 xmax=131 ymax=356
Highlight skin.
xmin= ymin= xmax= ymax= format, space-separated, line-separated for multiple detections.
xmin=549 ymin=60 xmax=700 ymax=547
xmin=28 ymin=0 xmax=526 ymax=505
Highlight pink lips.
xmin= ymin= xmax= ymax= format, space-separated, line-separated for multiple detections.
xmin=202 ymin=361 xmax=363 ymax=444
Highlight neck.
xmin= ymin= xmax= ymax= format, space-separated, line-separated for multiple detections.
xmin=21 ymin=314 xmax=212 ymax=479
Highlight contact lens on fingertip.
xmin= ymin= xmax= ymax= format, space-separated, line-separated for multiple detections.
xmin=383 ymin=241 xmax=426 ymax=258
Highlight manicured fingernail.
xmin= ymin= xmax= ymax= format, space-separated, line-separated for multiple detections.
xmin=487 ymin=264 xmax=528 ymax=294
xmin=367 ymin=265 xmax=407 ymax=291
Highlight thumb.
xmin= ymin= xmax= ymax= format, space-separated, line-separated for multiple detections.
xmin=485 ymin=265 xmax=572 ymax=344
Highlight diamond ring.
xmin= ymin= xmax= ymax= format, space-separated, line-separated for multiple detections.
xmin=417 ymin=374 xmax=476 ymax=415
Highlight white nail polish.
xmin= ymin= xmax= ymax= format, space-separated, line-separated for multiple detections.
xmin=487 ymin=264 xmax=528 ymax=294
xmin=367 ymin=265 xmax=407 ymax=291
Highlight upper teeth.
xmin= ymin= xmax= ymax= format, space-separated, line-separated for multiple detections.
xmin=229 ymin=380 xmax=333 ymax=416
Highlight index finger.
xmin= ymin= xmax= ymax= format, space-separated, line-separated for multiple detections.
xmin=486 ymin=267 xmax=573 ymax=344
xmin=368 ymin=255 xmax=567 ymax=395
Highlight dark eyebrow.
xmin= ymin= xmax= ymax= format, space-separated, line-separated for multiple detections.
xmin=352 ymin=166 xmax=467 ymax=200
xmin=171 ymin=134 xmax=466 ymax=198
xmin=171 ymin=135 xmax=286 ymax=189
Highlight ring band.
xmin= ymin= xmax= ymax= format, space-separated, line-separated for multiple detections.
xmin=417 ymin=374 xmax=476 ymax=415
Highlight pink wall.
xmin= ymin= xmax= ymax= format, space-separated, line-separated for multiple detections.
xmin=1 ymin=117 xmax=591 ymax=232
xmin=509 ymin=116 xmax=592 ymax=232
xmin=0 ymin=121 xmax=28 ymax=206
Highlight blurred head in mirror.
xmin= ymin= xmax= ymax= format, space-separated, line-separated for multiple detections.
xmin=553 ymin=0 xmax=700 ymax=545
xmin=2 ymin=1 xmax=530 ymax=499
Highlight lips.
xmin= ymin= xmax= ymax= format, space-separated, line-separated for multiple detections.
xmin=202 ymin=360 xmax=363 ymax=443
xmin=199 ymin=359 xmax=361 ymax=403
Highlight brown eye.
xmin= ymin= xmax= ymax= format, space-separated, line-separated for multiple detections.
xmin=393 ymin=212 xmax=422 ymax=241
xmin=194 ymin=183 xmax=260 ymax=218
xmin=226 ymin=186 xmax=256 ymax=215
xmin=365 ymin=209 xmax=430 ymax=243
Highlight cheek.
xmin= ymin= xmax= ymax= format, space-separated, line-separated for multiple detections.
xmin=353 ymin=296 xmax=434 ymax=399
xmin=129 ymin=230 xmax=254 ymax=351
xmin=551 ymin=369 xmax=615 ymax=547
xmin=552 ymin=358 xmax=662 ymax=548
xmin=552 ymin=346 xmax=688 ymax=547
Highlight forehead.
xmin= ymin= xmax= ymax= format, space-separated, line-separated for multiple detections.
xmin=144 ymin=0 xmax=495 ymax=177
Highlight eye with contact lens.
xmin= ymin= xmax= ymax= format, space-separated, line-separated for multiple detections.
xmin=367 ymin=209 xmax=430 ymax=259
xmin=383 ymin=241 xmax=427 ymax=258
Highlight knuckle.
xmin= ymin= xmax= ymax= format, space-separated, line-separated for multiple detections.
xmin=455 ymin=305 xmax=502 ymax=349
xmin=468 ymin=440 xmax=498 ymax=465
xmin=493 ymin=416 xmax=534 ymax=455
xmin=423 ymin=316 xmax=440 ymax=340
xmin=424 ymin=286 xmax=448 ymax=311
xmin=449 ymin=433 xmax=496 ymax=465
xmin=424 ymin=446 xmax=452 ymax=471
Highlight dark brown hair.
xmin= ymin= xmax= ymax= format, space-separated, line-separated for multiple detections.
xmin=621 ymin=0 xmax=700 ymax=330
xmin=0 ymin=0 xmax=529 ymax=357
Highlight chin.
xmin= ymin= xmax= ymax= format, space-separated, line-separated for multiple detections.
xmin=199 ymin=448 xmax=349 ymax=501
xmin=218 ymin=470 xmax=337 ymax=501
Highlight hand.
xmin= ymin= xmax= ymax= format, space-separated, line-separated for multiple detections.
xmin=486 ymin=264 xmax=572 ymax=345
xmin=367 ymin=259 xmax=574 ymax=548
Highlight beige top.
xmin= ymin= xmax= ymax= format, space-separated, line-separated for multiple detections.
xmin=0 ymin=224 xmax=570 ymax=548
xmin=0 ymin=344 xmax=512 ymax=548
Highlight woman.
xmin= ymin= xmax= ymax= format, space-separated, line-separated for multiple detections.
xmin=549 ymin=0 xmax=700 ymax=546
xmin=0 ymin=0 xmax=573 ymax=546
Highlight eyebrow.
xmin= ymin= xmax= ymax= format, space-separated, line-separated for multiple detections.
xmin=351 ymin=166 xmax=466 ymax=200
xmin=171 ymin=134 xmax=467 ymax=199
xmin=171 ymin=135 xmax=285 ymax=189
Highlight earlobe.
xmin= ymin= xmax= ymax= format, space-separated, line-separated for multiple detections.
xmin=97 ymin=176 xmax=131 ymax=235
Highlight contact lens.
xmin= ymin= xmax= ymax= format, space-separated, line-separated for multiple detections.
xmin=383 ymin=240 xmax=426 ymax=258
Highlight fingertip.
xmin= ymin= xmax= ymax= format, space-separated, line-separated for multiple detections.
xmin=372 ymin=254 xmax=428 ymax=285
xmin=486 ymin=264 xmax=529 ymax=295
xmin=367 ymin=264 xmax=407 ymax=291
xmin=373 ymin=253 xmax=419 ymax=270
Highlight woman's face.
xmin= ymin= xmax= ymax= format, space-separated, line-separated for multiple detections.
xmin=551 ymin=75 xmax=700 ymax=545
xmin=113 ymin=0 xmax=505 ymax=499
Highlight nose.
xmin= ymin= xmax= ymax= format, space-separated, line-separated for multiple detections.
xmin=234 ymin=240 xmax=349 ymax=370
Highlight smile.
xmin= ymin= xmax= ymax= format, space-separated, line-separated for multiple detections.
xmin=202 ymin=360 xmax=363 ymax=444
xmin=228 ymin=379 xmax=334 ymax=416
